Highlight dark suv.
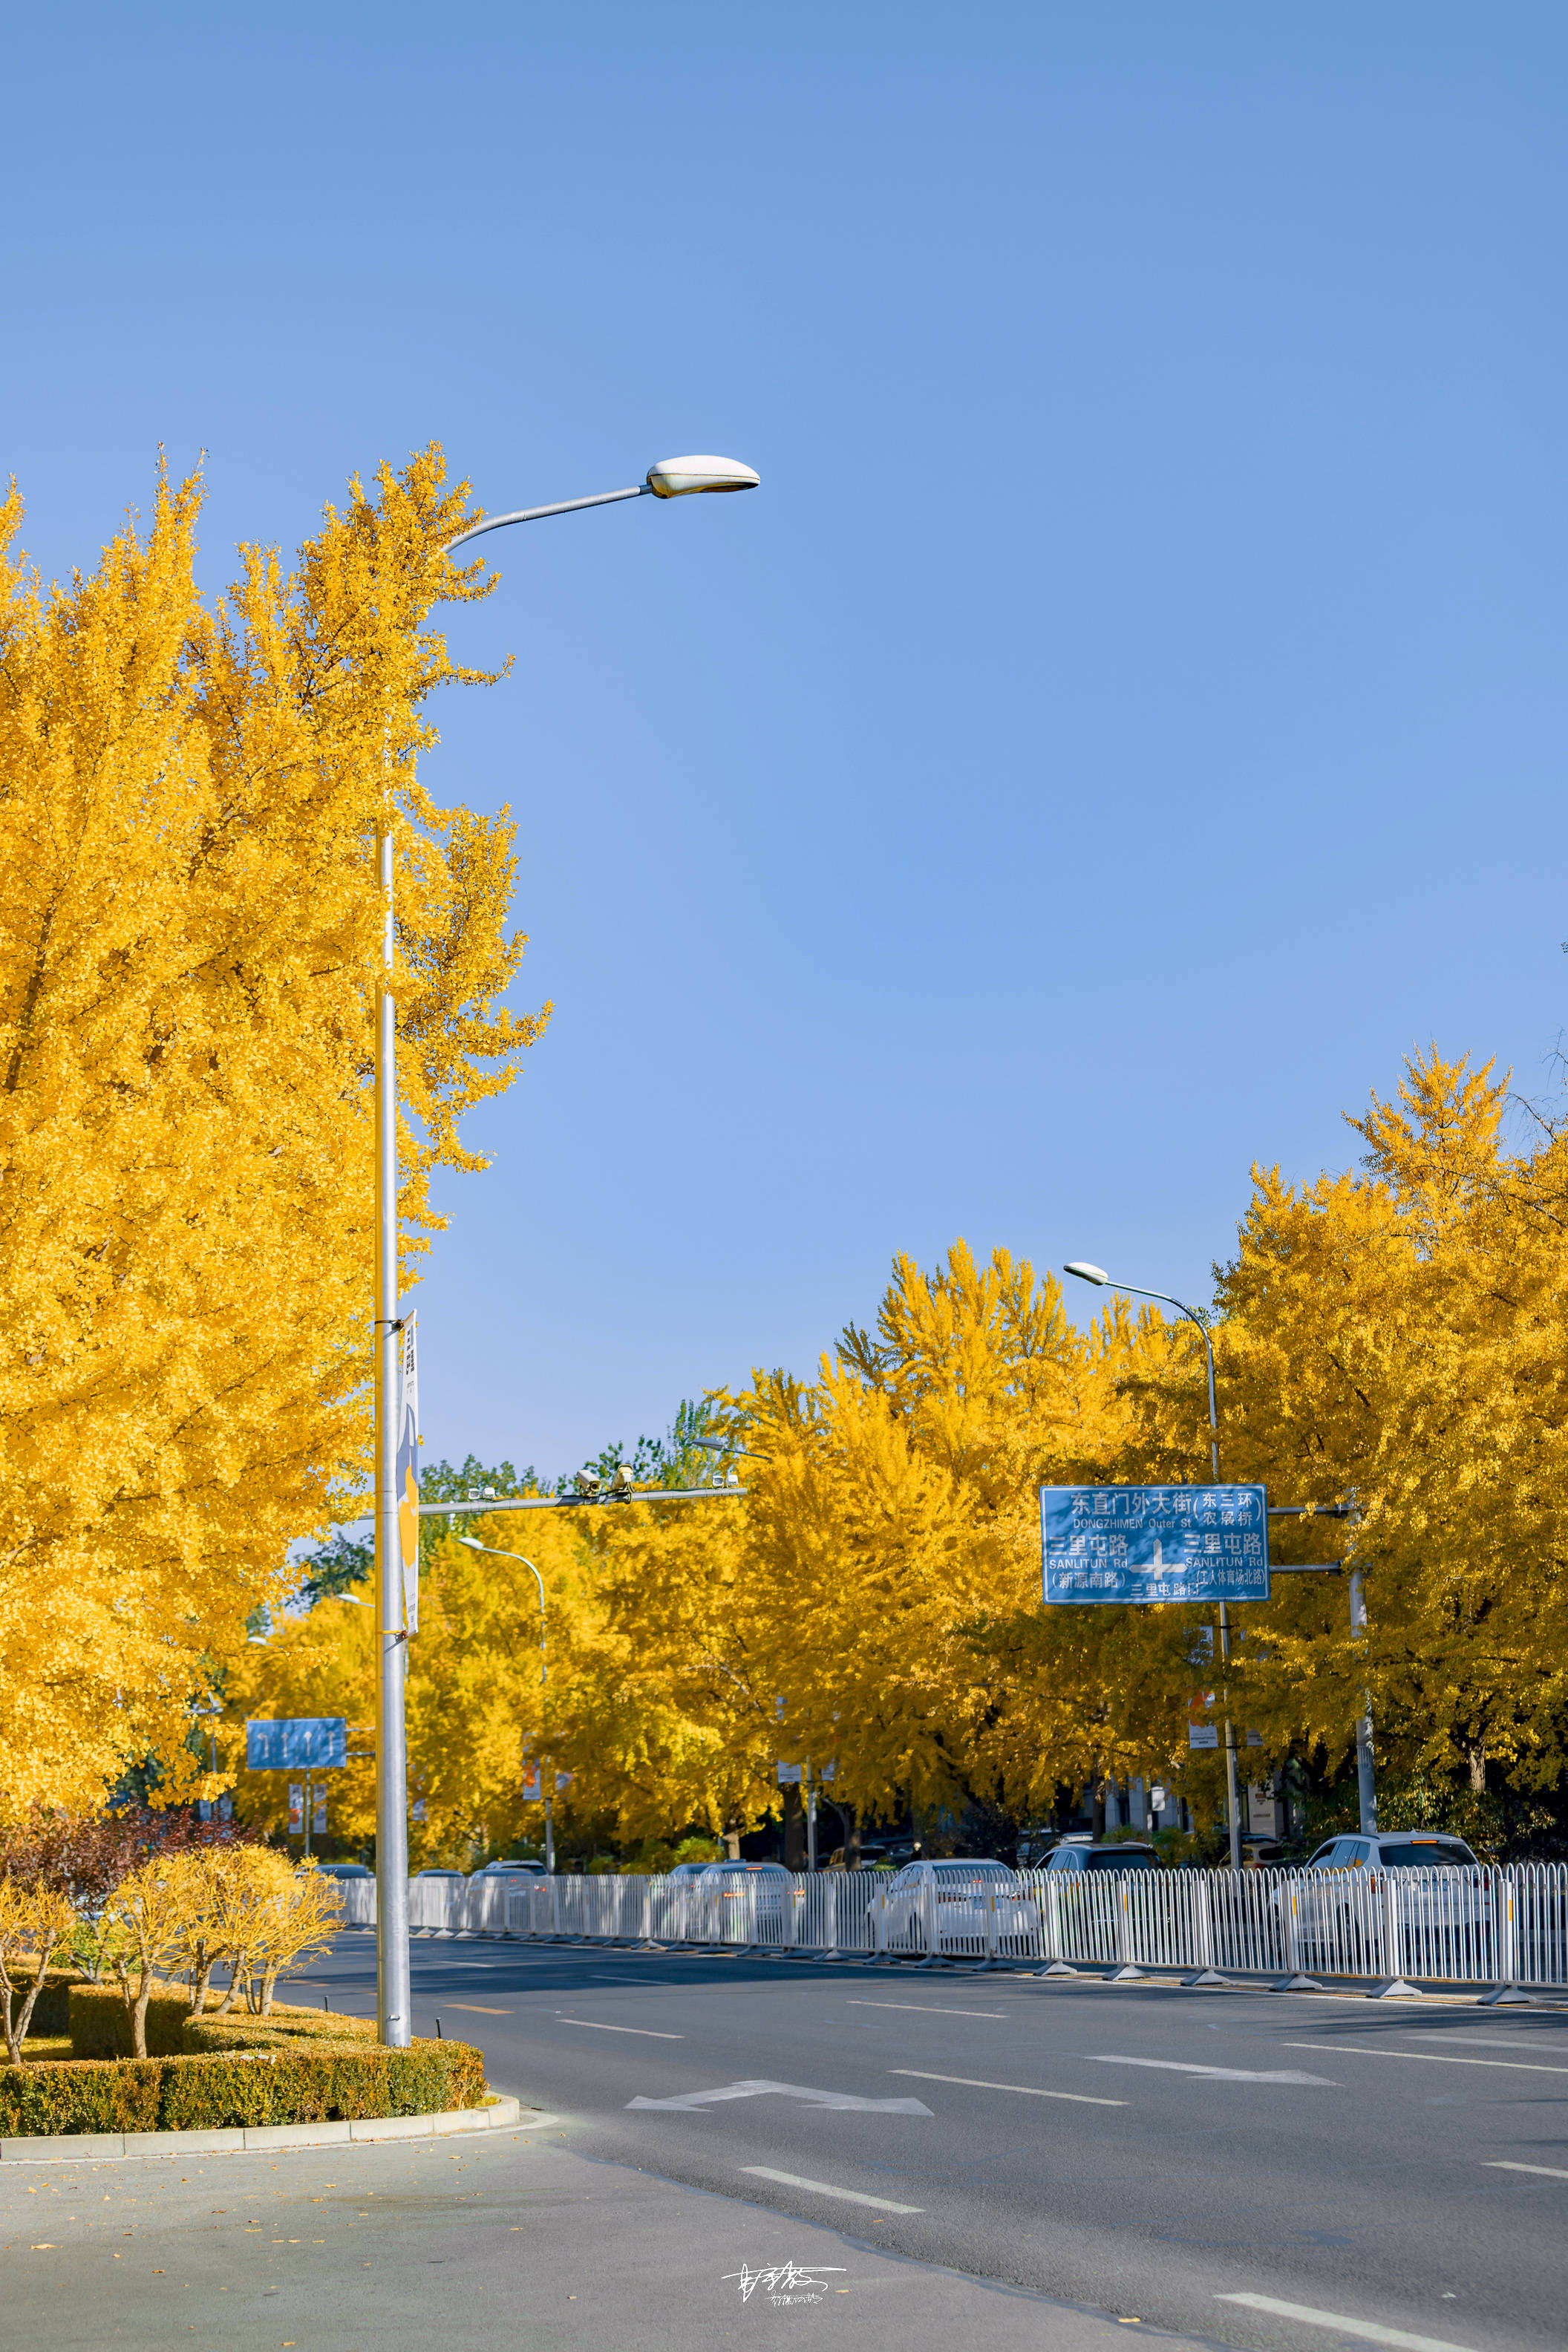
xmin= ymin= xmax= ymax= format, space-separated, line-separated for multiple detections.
xmin=1044 ymin=1840 xmax=1160 ymax=1874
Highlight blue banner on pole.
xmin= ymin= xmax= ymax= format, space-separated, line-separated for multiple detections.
xmin=245 ymin=1717 xmax=347 ymax=1770
xmin=1040 ymin=1485 xmax=1269 ymax=1604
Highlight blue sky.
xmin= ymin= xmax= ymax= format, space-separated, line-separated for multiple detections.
xmin=9 ymin=6 xmax=1567 ymax=1477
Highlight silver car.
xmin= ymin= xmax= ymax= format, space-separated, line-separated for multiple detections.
xmin=695 ymin=1861 xmax=793 ymax=1943
xmin=1296 ymin=1830 xmax=1492 ymax=1976
xmin=883 ymin=1859 xmax=1033 ymax=1957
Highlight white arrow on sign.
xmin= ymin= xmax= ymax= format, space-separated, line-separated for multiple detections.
xmin=626 ymin=2077 xmax=933 ymax=2115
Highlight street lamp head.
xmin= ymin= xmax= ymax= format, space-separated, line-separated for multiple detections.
xmin=1063 ymin=1261 xmax=1111 ymax=1287
xmin=645 ymin=454 xmax=760 ymax=499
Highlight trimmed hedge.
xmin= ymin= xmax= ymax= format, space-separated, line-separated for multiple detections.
xmin=1 ymin=2059 xmax=164 ymax=2137
xmin=11 ymin=1968 xmax=87 ymax=2039
xmin=69 ymin=1981 xmax=194 ymax=2059
xmin=1 ymin=1996 xmax=484 ymax=2136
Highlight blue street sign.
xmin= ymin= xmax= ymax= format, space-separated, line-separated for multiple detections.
xmin=1040 ymin=1484 xmax=1269 ymax=1604
xmin=245 ymin=1716 xmax=347 ymax=1770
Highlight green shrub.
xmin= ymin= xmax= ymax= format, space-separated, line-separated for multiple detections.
xmin=0 ymin=2000 xmax=484 ymax=2136
xmin=159 ymin=2037 xmax=483 ymax=2130
xmin=14 ymin=1968 xmax=86 ymax=2037
xmin=69 ymin=1980 xmax=192 ymax=2059
xmin=0 ymin=2059 xmax=163 ymax=2137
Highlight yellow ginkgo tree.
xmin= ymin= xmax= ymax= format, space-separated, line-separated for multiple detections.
xmin=0 ymin=449 xmax=545 ymax=1815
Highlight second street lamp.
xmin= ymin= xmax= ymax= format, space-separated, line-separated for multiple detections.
xmin=373 ymin=454 xmax=759 ymax=2046
xmin=1063 ymin=1258 xmax=1244 ymax=1872
xmin=457 ymin=1535 xmax=555 ymax=1875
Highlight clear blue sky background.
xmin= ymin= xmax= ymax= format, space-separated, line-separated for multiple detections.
xmin=9 ymin=6 xmax=1567 ymax=1478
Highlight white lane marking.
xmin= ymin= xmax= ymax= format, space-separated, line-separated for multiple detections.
xmin=589 ymin=1974 xmax=677 ymax=1985
xmin=1215 ymin=2292 xmax=1478 ymax=2352
xmin=1091 ymin=2056 xmax=1336 ymax=2085
xmin=627 ymin=2077 xmax=933 ymax=2115
xmin=1284 ymin=2042 xmax=1568 ymax=2076
xmin=1407 ymin=2033 xmax=1568 ymax=2051
xmin=848 ymin=2000 xmax=1007 ymax=2019
xmin=1484 ymin=2159 xmax=1568 ymax=2180
xmin=555 ymin=2017 xmax=684 ymax=2039
xmin=742 ymin=2166 xmax=923 ymax=2214
xmin=891 ymin=2068 xmax=1124 ymax=2107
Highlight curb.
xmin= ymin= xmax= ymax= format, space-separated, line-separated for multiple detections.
xmin=0 ymin=2093 xmax=563 ymax=2165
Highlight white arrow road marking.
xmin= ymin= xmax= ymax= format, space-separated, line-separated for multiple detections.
xmin=742 ymin=2166 xmax=924 ymax=2213
xmin=892 ymin=2070 xmax=1124 ymax=2106
xmin=848 ymin=2000 xmax=1007 ymax=2019
xmin=1484 ymin=2160 xmax=1568 ymax=2180
xmin=558 ymin=2018 xmax=684 ymax=2039
xmin=1091 ymin=2056 xmax=1337 ymax=2084
xmin=1284 ymin=2042 xmax=1568 ymax=2075
xmin=1216 ymin=2292 xmax=1478 ymax=2352
xmin=627 ymin=2077 xmax=933 ymax=2114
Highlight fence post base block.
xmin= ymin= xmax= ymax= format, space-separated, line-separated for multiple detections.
xmin=1037 ymin=1961 xmax=1077 ymax=1977
xmin=1274 ymin=1973 xmax=1326 ymax=1991
xmin=1108 ymin=1964 xmax=1144 ymax=1981
xmin=1184 ymin=1968 xmax=1229 ymax=1987
xmin=1373 ymin=1978 xmax=1427 ymax=1999
xmin=1480 ymin=1985 xmax=1535 ymax=2006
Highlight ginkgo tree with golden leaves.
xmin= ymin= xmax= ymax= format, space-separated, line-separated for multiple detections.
xmin=0 ymin=451 xmax=545 ymax=1814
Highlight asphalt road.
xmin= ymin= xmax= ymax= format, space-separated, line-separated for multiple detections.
xmin=279 ymin=1931 xmax=1568 ymax=2352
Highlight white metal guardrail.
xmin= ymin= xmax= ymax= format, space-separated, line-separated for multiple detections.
xmin=332 ymin=1862 xmax=1568 ymax=1987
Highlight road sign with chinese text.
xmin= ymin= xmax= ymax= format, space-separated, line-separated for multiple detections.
xmin=246 ymin=1716 xmax=347 ymax=1769
xmin=1040 ymin=1484 xmax=1269 ymax=1604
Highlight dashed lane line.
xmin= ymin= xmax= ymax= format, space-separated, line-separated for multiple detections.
xmin=1215 ymin=2292 xmax=1477 ymax=2352
xmin=889 ymin=2069 xmax=1124 ymax=2107
xmin=741 ymin=2166 xmax=924 ymax=2215
xmin=1283 ymin=2042 xmax=1568 ymax=2076
xmin=555 ymin=2017 xmax=684 ymax=2039
xmin=847 ymin=2000 xmax=1007 ymax=2019
xmin=1483 ymin=2160 xmax=1568 ymax=2180
xmin=1090 ymin=2056 xmax=1337 ymax=2085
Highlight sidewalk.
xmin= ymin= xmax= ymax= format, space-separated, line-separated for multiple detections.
xmin=0 ymin=2106 xmax=1221 ymax=2352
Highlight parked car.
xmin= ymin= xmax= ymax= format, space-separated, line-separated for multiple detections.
xmin=663 ymin=1860 xmax=719 ymax=1883
xmin=410 ymin=1867 xmax=468 ymax=1882
xmin=694 ymin=1861 xmax=793 ymax=1941
xmin=314 ymin=1861 xmax=373 ymax=1880
xmin=883 ymin=1858 xmax=1033 ymax=1954
xmin=471 ymin=1859 xmax=545 ymax=1877
xmin=1294 ymin=1831 xmax=1491 ymax=1975
xmin=1043 ymin=1840 xmax=1160 ymax=1874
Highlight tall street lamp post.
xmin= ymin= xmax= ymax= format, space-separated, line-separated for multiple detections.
xmin=374 ymin=456 xmax=760 ymax=2045
xmin=1064 ymin=1261 xmax=1244 ymax=1872
xmin=457 ymin=1535 xmax=553 ymax=1874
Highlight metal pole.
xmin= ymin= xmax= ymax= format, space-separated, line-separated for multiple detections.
xmin=1085 ymin=1276 xmax=1243 ymax=1870
xmin=375 ymin=824 xmax=411 ymax=2049
xmin=362 ymin=471 xmax=751 ymax=2035
xmin=1348 ymin=1496 xmax=1377 ymax=1834
xmin=806 ymin=1773 xmax=817 ymax=1873
xmin=1193 ymin=1315 xmax=1242 ymax=1872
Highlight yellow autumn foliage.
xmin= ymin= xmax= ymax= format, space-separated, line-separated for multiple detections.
xmin=0 ymin=450 xmax=544 ymax=1814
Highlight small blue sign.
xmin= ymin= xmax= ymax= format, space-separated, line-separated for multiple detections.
xmin=1040 ymin=1484 xmax=1269 ymax=1605
xmin=245 ymin=1716 xmax=347 ymax=1770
